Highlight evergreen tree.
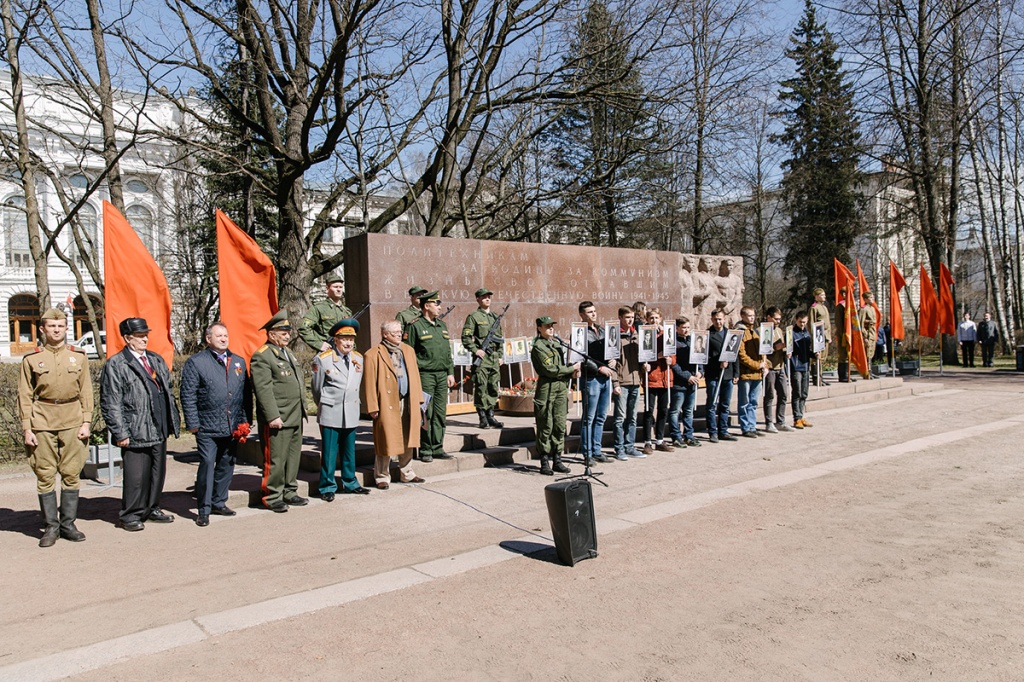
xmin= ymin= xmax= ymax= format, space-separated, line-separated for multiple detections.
xmin=775 ymin=0 xmax=862 ymax=302
xmin=545 ymin=0 xmax=663 ymax=248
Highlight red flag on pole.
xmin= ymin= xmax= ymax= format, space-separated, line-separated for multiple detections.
xmin=216 ymin=210 xmax=279 ymax=367
xmin=919 ymin=265 xmax=939 ymax=338
xmin=103 ymin=201 xmax=174 ymax=368
xmin=889 ymin=261 xmax=907 ymax=340
xmin=846 ymin=280 xmax=870 ymax=378
xmin=833 ymin=258 xmax=855 ymax=307
xmin=938 ymin=262 xmax=956 ymax=335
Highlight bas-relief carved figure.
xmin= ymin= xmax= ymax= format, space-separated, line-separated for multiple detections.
xmin=678 ymin=254 xmax=744 ymax=329
xmin=715 ymin=257 xmax=743 ymax=324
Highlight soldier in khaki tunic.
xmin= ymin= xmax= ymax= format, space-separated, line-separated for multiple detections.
xmin=298 ymin=273 xmax=352 ymax=352
xmin=18 ymin=308 xmax=93 ymax=547
xmin=530 ymin=316 xmax=579 ymax=475
xmin=403 ymin=291 xmax=455 ymax=462
xmin=808 ymin=287 xmax=831 ymax=385
xmin=251 ymin=311 xmax=308 ymax=512
xmin=859 ymin=290 xmax=879 ymax=378
xmin=396 ymin=285 xmax=427 ymax=329
xmin=462 ymin=287 xmax=504 ymax=430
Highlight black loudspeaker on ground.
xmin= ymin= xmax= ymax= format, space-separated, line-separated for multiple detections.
xmin=544 ymin=480 xmax=598 ymax=566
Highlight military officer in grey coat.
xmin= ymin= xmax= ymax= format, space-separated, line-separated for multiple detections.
xmin=251 ymin=310 xmax=308 ymax=512
xmin=312 ymin=318 xmax=368 ymax=500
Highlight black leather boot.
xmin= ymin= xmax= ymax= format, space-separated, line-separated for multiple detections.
xmin=838 ymin=362 xmax=849 ymax=382
xmin=485 ymin=409 xmax=504 ymax=428
xmin=539 ymin=458 xmax=553 ymax=476
xmin=477 ymin=408 xmax=490 ymax=429
xmin=552 ymin=457 xmax=570 ymax=474
xmin=38 ymin=492 xmax=59 ymax=548
xmin=59 ymin=489 xmax=86 ymax=542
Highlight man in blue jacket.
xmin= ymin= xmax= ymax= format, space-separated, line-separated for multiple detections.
xmin=669 ymin=317 xmax=703 ymax=448
xmin=180 ymin=322 xmax=252 ymax=526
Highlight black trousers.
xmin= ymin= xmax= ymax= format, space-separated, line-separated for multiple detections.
xmin=961 ymin=341 xmax=975 ymax=367
xmin=120 ymin=441 xmax=168 ymax=524
xmin=195 ymin=435 xmax=236 ymax=515
xmin=981 ymin=342 xmax=995 ymax=367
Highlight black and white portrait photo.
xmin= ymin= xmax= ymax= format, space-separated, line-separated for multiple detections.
xmin=604 ymin=321 xmax=621 ymax=360
xmin=758 ymin=322 xmax=775 ymax=355
xmin=721 ymin=330 xmax=743 ymax=362
xmin=690 ymin=331 xmax=710 ymax=365
xmin=638 ymin=324 xmax=657 ymax=362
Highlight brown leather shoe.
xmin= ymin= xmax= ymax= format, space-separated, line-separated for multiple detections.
xmin=376 ymin=482 xmax=390 ymax=490
xmin=656 ymin=443 xmax=675 ymax=452
xmin=403 ymin=476 xmax=426 ymax=483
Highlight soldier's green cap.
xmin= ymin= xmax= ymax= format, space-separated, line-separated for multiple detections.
xmin=41 ymin=308 xmax=66 ymax=321
xmin=325 ymin=273 xmax=344 ymax=285
xmin=408 ymin=286 xmax=428 ymax=296
xmin=418 ymin=291 xmax=440 ymax=306
xmin=261 ymin=310 xmax=292 ymax=331
xmin=475 ymin=288 xmax=493 ymax=298
xmin=812 ymin=287 xmax=825 ymax=297
xmin=330 ymin=318 xmax=359 ymax=337
xmin=536 ymin=315 xmax=556 ymax=326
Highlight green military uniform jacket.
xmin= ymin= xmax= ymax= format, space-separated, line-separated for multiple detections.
xmin=251 ymin=343 xmax=307 ymax=427
xmin=396 ymin=305 xmax=421 ymax=328
xmin=859 ymin=304 xmax=878 ymax=347
xmin=462 ymin=307 xmax=502 ymax=369
xmin=404 ymin=316 xmax=454 ymax=374
xmin=19 ymin=344 xmax=93 ymax=431
xmin=298 ymin=299 xmax=353 ymax=351
xmin=531 ymin=336 xmax=575 ymax=397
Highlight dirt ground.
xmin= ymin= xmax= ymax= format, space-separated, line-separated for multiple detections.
xmin=2 ymin=374 xmax=1023 ymax=681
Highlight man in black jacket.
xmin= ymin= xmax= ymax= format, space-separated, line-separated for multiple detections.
xmin=180 ymin=323 xmax=252 ymax=527
xmin=100 ymin=318 xmax=180 ymax=532
xmin=978 ymin=312 xmax=999 ymax=367
xmin=705 ymin=309 xmax=739 ymax=443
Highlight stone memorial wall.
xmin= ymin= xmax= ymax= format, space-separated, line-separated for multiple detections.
xmin=344 ymin=233 xmax=743 ymax=351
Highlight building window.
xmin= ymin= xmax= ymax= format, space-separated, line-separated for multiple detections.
xmin=69 ymin=174 xmax=90 ymax=189
xmin=126 ymin=179 xmax=150 ymax=193
xmin=8 ymin=292 xmax=40 ymax=352
xmin=3 ymin=195 xmax=31 ymax=268
xmin=125 ymin=204 xmax=154 ymax=252
xmin=72 ymin=203 xmax=98 ymax=267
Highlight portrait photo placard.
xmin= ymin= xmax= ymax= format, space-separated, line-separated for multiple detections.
xmin=452 ymin=340 xmax=473 ymax=366
xmin=720 ymin=329 xmax=743 ymax=363
xmin=512 ymin=337 xmax=529 ymax=363
xmin=785 ymin=325 xmax=794 ymax=354
xmin=662 ymin=323 xmax=676 ymax=356
xmin=604 ymin=321 xmax=621 ymax=360
xmin=690 ymin=330 xmax=710 ymax=365
xmin=638 ymin=324 xmax=658 ymax=363
xmin=758 ymin=322 xmax=775 ymax=355
xmin=812 ymin=321 xmax=826 ymax=353
xmin=569 ymin=322 xmax=588 ymax=364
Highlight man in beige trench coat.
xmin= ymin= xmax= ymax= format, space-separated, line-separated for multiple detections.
xmin=362 ymin=320 xmax=426 ymax=489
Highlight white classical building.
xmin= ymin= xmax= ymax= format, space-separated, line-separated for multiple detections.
xmin=0 ymin=74 xmax=422 ymax=357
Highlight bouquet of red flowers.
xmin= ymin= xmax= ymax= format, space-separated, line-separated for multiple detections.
xmin=232 ymin=422 xmax=251 ymax=444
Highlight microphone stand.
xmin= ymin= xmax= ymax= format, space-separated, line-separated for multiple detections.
xmin=549 ymin=334 xmax=608 ymax=487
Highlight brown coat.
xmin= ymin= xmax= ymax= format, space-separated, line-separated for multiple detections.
xmin=362 ymin=342 xmax=423 ymax=457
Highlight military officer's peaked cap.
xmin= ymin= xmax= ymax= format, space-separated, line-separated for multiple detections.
xmin=475 ymin=288 xmax=493 ymax=298
xmin=325 ymin=273 xmax=344 ymax=284
xmin=261 ymin=310 xmax=292 ymax=331
xmin=119 ymin=317 xmax=151 ymax=336
xmin=408 ymin=285 xmax=428 ymax=296
xmin=536 ymin=315 xmax=556 ymax=326
xmin=418 ymin=291 xmax=441 ymax=306
xmin=330 ymin=318 xmax=359 ymax=337
xmin=41 ymin=308 xmax=66 ymax=321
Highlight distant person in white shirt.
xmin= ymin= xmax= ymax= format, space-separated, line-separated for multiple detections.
xmin=956 ymin=312 xmax=978 ymax=368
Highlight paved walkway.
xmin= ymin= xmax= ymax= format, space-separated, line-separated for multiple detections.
xmin=1 ymin=374 xmax=1022 ymax=681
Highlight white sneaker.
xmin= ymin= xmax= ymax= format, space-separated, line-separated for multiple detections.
xmin=765 ymin=423 xmax=779 ymax=434
xmin=778 ymin=424 xmax=795 ymax=432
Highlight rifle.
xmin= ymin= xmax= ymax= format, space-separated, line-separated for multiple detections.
xmin=352 ymin=303 xmax=370 ymax=320
xmin=438 ymin=305 xmax=456 ymax=320
xmin=472 ymin=303 xmax=510 ymax=368
xmin=550 ymin=333 xmax=613 ymax=370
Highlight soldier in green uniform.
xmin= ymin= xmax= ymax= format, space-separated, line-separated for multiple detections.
xmin=462 ymin=287 xmax=505 ymax=429
xmin=808 ymin=287 xmax=831 ymax=385
xmin=403 ymin=291 xmax=455 ymax=462
xmin=18 ymin=308 xmax=92 ymax=547
xmin=530 ymin=316 xmax=580 ymax=476
xmin=299 ymin=273 xmax=352 ymax=352
xmin=396 ymin=286 xmax=427 ymax=329
xmin=251 ymin=310 xmax=308 ymax=512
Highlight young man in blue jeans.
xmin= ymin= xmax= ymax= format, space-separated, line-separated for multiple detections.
xmin=669 ymin=317 xmax=703 ymax=447
xmin=612 ymin=307 xmax=643 ymax=460
xmin=736 ymin=306 xmax=767 ymax=438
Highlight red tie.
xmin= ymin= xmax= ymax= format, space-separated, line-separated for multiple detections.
xmin=140 ymin=355 xmax=157 ymax=381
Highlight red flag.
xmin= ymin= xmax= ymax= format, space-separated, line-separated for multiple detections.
xmin=938 ymin=262 xmax=955 ymax=335
xmin=833 ymin=258 xmax=855 ymax=307
xmin=919 ymin=265 xmax=939 ymax=338
xmin=889 ymin=261 xmax=906 ymax=340
xmin=856 ymin=259 xmax=882 ymax=329
xmin=103 ymin=201 xmax=174 ymax=368
xmin=847 ymin=281 xmax=870 ymax=378
xmin=216 ymin=210 xmax=278 ymax=367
